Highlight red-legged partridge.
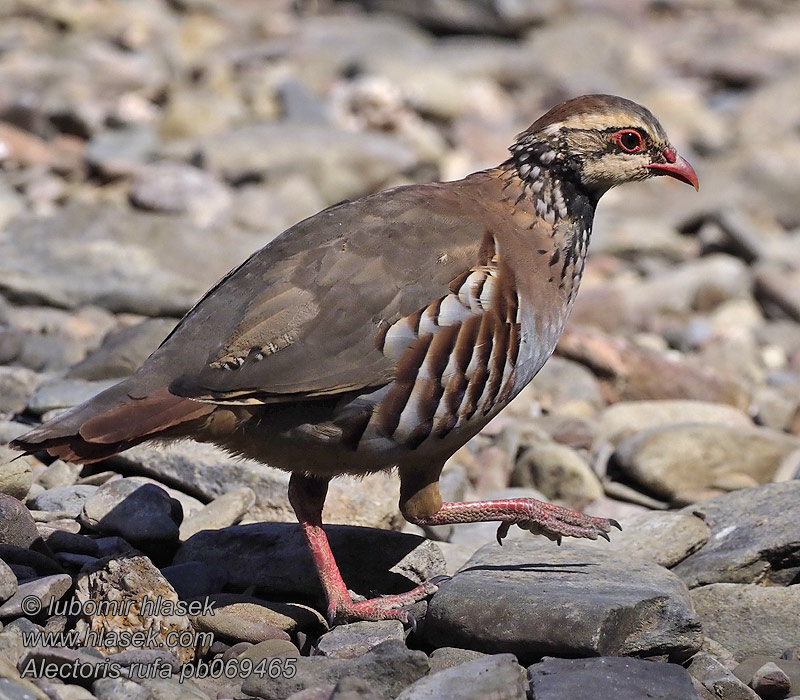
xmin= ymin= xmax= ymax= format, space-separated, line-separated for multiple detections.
xmin=12 ymin=94 xmax=698 ymax=624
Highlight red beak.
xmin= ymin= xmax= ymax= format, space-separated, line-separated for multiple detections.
xmin=647 ymin=150 xmax=699 ymax=191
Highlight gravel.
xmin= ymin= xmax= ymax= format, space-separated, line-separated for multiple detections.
xmin=1 ymin=1 xmax=800 ymax=697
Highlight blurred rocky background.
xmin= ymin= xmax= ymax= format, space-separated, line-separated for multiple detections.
xmin=1 ymin=1 xmax=800 ymax=699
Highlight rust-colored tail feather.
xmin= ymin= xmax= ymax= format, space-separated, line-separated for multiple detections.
xmin=10 ymin=383 xmax=214 ymax=465
xmin=79 ymin=388 xmax=214 ymax=444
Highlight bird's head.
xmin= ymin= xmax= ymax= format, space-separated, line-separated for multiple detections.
xmin=511 ymin=94 xmax=698 ymax=198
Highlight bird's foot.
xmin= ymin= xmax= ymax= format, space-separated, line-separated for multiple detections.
xmin=327 ymin=575 xmax=450 ymax=627
xmin=494 ymin=501 xmax=621 ymax=546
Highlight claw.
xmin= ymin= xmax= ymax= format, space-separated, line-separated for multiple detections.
xmin=556 ymin=535 xmax=562 ymax=546
xmin=598 ymin=529 xmax=610 ymax=542
xmin=407 ymin=612 xmax=418 ymax=634
xmin=429 ymin=575 xmax=452 ymax=586
xmin=496 ymin=521 xmax=511 ymax=545
xmin=326 ymin=606 xmax=337 ymax=627
xmin=609 ymin=518 xmax=622 ymax=531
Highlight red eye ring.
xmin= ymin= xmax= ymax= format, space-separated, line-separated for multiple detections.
xmin=614 ymin=129 xmax=644 ymax=153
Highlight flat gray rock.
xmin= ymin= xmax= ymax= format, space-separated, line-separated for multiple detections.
xmin=191 ymin=593 xmax=322 ymax=641
xmin=0 ymin=446 xmax=33 ymax=500
xmin=0 ymin=573 xmax=71 ymax=618
xmin=0 ymin=676 xmax=46 ymax=700
xmin=691 ymin=583 xmax=800 ymax=662
xmin=424 ymin=539 xmax=702 ymax=664
xmin=428 ymin=647 xmax=489 ymax=673
xmin=0 ymin=367 xmax=41 ymax=416
xmin=80 ymin=478 xmax=182 ymax=544
xmin=92 ymin=678 xmax=153 ymax=700
xmin=673 ymin=482 xmax=800 ymax=587
xmin=607 ymin=510 xmax=710 ymax=568
xmin=0 ymin=560 xmax=17 ymax=603
xmin=111 ymin=676 xmax=213 ymax=700
xmin=26 ymin=378 xmax=119 ymax=415
xmin=175 ymin=522 xmax=445 ymax=604
xmin=178 ymin=487 xmax=256 ymax=540
xmin=396 ymin=653 xmax=526 ymax=700
xmin=93 ymin=677 xmax=154 ymax=700
xmin=129 ymin=161 xmax=232 ymax=226
xmin=0 ymin=494 xmax=42 ymax=548
xmin=28 ymin=485 xmax=98 ymax=516
xmin=197 ymin=123 xmax=417 ymax=203
xmin=17 ymin=646 xmax=111 ymax=686
xmin=241 ymin=640 xmax=429 ymax=700
xmin=316 ymin=620 xmax=405 ymax=659
xmin=527 ymin=656 xmax=699 ymax=700
xmin=614 ymin=423 xmax=799 ymax=502
xmin=597 ymin=400 xmax=753 ymax=445
xmin=0 ymin=201 xmax=263 ymax=317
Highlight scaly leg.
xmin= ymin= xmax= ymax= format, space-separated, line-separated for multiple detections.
xmin=407 ymin=498 xmax=621 ymax=546
xmin=287 ymin=473 xmax=445 ymax=625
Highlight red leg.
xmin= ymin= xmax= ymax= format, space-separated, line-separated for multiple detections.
xmin=287 ymin=473 xmax=444 ymax=625
xmin=407 ymin=498 xmax=621 ymax=546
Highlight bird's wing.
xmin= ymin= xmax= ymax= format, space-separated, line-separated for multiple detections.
xmin=146 ymin=180 xmax=493 ymax=404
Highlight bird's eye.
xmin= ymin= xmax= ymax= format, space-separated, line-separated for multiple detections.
xmin=614 ymin=129 xmax=644 ymax=153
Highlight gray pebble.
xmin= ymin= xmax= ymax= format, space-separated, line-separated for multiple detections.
xmin=0 ymin=560 xmax=17 ymax=604
xmin=0 ymin=573 xmax=72 ymax=618
xmin=79 ymin=478 xmax=181 ymax=544
xmin=688 ymin=651 xmax=760 ymax=700
xmin=0 ymin=495 xmax=41 ymax=548
xmin=528 ymin=656 xmax=699 ymax=700
xmin=0 ymin=447 xmax=34 ymax=501
xmin=178 ymin=486 xmax=255 ymax=541
xmin=396 ymin=654 xmax=526 ymax=700
xmin=0 ymin=676 xmax=45 ymax=700
xmin=316 ymin=620 xmax=405 ymax=659
xmin=750 ymin=661 xmax=792 ymax=699
xmin=36 ymin=460 xmax=81 ymax=490
xmin=28 ymin=485 xmax=98 ymax=517
xmin=92 ymin=677 xmax=154 ymax=700
xmin=428 ymin=647 xmax=489 ymax=673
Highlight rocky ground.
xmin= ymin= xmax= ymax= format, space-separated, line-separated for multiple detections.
xmin=0 ymin=0 xmax=800 ymax=699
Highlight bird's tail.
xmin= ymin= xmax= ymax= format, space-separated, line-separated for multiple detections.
xmin=9 ymin=379 xmax=215 ymax=464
